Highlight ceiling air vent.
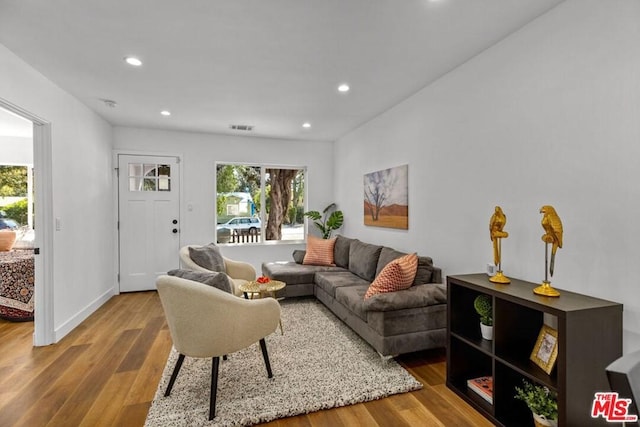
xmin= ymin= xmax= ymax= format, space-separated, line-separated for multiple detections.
xmin=229 ymin=124 xmax=254 ymax=131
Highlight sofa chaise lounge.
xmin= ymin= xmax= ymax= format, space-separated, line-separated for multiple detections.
xmin=262 ymin=235 xmax=447 ymax=356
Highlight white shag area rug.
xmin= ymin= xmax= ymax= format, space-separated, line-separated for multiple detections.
xmin=145 ymin=299 xmax=422 ymax=426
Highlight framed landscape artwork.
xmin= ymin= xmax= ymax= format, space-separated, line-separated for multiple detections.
xmin=363 ymin=164 xmax=408 ymax=230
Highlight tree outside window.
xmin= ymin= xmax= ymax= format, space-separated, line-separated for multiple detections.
xmin=0 ymin=165 xmax=29 ymax=226
xmin=216 ymin=163 xmax=305 ymax=244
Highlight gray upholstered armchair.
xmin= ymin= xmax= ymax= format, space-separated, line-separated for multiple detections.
xmin=156 ymin=274 xmax=281 ymax=421
xmin=179 ymin=244 xmax=256 ymax=296
xmin=606 ymin=349 xmax=640 ymax=420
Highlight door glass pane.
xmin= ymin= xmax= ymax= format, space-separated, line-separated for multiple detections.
xmin=129 ymin=177 xmax=142 ymax=191
xmin=143 ymin=178 xmax=156 ymax=191
xmin=158 ymin=164 xmax=171 ymax=191
xmin=158 ymin=178 xmax=170 ymax=191
xmin=144 ymin=164 xmax=156 ymax=177
xmin=158 ymin=177 xmax=171 ymax=191
xmin=158 ymin=164 xmax=171 ymax=177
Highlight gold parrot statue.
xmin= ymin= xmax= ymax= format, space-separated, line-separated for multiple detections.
xmin=488 ymin=206 xmax=510 ymax=284
xmin=490 ymin=206 xmax=509 ymax=265
xmin=540 ymin=205 xmax=563 ymax=277
xmin=534 ymin=205 xmax=563 ymax=297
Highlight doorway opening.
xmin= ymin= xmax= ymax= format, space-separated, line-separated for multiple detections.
xmin=0 ymin=107 xmax=35 ymax=326
xmin=0 ymin=99 xmax=54 ymax=346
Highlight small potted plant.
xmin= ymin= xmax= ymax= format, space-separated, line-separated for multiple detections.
xmin=473 ymin=294 xmax=493 ymax=340
xmin=514 ymin=379 xmax=558 ymax=427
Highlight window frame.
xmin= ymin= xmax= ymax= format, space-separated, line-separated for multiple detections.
xmin=215 ymin=161 xmax=307 ymax=246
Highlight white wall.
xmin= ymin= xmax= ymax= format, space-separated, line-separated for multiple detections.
xmin=0 ymin=43 xmax=115 ymax=340
xmin=335 ymin=0 xmax=640 ymax=352
xmin=0 ymin=136 xmax=32 ymax=164
xmin=113 ymin=127 xmax=334 ymax=273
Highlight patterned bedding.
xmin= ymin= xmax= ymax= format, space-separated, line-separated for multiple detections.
xmin=0 ymin=249 xmax=35 ymax=321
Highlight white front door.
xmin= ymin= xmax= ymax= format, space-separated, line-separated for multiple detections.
xmin=118 ymin=154 xmax=180 ymax=292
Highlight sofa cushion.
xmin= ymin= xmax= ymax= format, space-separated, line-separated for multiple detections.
xmin=335 ymin=285 xmax=369 ymax=321
xmin=366 ymin=303 xmax=447 ymax=336
xmin=315 ymin=271 xmax=370 ymax=298
xmin=292 ymin=249 xmax=306 ymax=264
xmin=363 ymin=283 xmax=447 ymax=312
xmin=262 ymin=261 xmax=346 ymax=285
xmin=348 ymin=240 xmax=383 ymax=281
xmin=167 ymin=269 xmax=232 ymax=293
xmin=188 ymin=243 xmax=226 ymax=273
xmin=334 ymin=235 xmax=355 ymax=268
xmin=413 ymin=256 xmax=435 ymax=285
xmin=365 ymin=253 xmax=418 ymax=299
xmin=303 ymin=235 xmax=336 ymax=266
xmin=375 ymin=247 xmax=407 ymax=276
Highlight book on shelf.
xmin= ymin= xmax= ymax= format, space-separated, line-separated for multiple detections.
xmin=467 ymin=376 xmax=493 ymax=404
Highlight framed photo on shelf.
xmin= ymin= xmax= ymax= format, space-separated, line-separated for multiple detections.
xmin=530 ymin=324 xmax=558 ymax=374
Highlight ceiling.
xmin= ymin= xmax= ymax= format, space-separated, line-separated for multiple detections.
xmin=0 ymin=0 xmax=563 ymax=141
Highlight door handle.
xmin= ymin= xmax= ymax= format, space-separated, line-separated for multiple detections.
xmin=172 ymin=228 xmax=178 ymax=233
xmin=172 ymin=219 xmax=178 ymax=224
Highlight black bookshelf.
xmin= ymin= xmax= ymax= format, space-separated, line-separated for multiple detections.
xmin=446 ymin=273 xmax=623 ymax=426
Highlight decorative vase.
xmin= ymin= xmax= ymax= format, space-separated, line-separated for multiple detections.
xmin=480 ymin=323 xmax=493 ymax=340
xmin=0 ymin=230 xmax=17 ymax=251
xmin=532 ymin=412 xmax=557 ymax=427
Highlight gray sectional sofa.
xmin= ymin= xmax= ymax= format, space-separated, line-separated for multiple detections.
xmin=261 ymin=235 xmax=447 ymax=357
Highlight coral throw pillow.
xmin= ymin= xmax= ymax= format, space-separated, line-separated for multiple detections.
xmin=303 ymin=235 xmax=336 ymax=266
xmin=364 ymin=253 xmax=418 ymax=299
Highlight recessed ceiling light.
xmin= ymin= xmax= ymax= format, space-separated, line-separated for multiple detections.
xmin=302 ymin=122 xmax=311 ymax=128
xmin=160 ymin=110 xmax=171 ymax=116
xmin=337 ymin=83 xmax=350 ymax=93
xmin=124 ymin=56 xmax=142 ymax=67
xmin=101 ymin=99 xmax=117 ymax=108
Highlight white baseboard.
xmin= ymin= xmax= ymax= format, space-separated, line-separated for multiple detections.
xmin=54 ymin=287 xmax=116 ymax=342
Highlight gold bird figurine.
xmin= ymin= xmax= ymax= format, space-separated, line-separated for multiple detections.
xmin=489 ymin=206 xmax=510 ymax=284
xmin=540 ymin=205 xmax=563 ymax=277
xmin=489 ymin=206 xmax=509 ymax=266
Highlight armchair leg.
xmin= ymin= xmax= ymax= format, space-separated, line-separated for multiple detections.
xmin=165 ymin=353 xmax=185 ymax=396
xmin=259 ymin=338 xmax=273 ymax=378
xmin=209 ymin=356 xmax=220 ymax=421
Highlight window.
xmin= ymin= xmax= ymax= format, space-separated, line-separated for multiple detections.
xmin=128 ymin=163 xmax=172 ymax=192
xmin=0 ymin=165 xmax=31 ymax=228
xmin=216 ymin=163 xmax=305 ymax=244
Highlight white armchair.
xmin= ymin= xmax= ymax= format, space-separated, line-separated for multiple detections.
xmin=179 ymin=245 xmax=256 ymax=296
xmin=157 ymin=274 xmax=281 ymax=421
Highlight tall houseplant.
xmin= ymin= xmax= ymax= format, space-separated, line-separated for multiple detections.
xmin=304 ymin=203 xmax=344 ymax=239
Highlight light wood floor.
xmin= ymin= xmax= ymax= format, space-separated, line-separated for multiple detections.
xmin=0 ymin=291 xmax=493 ymax=427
